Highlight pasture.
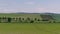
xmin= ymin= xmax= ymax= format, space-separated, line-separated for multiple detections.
xmin=0 ymin=23 xmax=60 ymax=34
xmin=0 ymin=13 xmax=40 ymax=17
xmin=0 ymin=13 xmax=60 ymax=34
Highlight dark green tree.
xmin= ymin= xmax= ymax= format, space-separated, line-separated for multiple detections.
xmin=34 ymin=18 xmax=37 ymax=21
xmin=30 ymin=20 xmax=34 ymax=23
xmin=8 ymin=17 xmax=11 ymax=23
xmin=27 ymin=17 xmax=30 ymax=21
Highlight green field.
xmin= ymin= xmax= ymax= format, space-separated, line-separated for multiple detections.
xmin=0 ymin=13 xmax=40 ymax=17
xmin=0 ymin=13 xmax=60 ymax=34
xmin=0 ymin=23 xmax=60 ymax=34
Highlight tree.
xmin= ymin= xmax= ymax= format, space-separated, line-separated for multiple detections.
xmin=19 ymin=17 xmax=22 ymax=23
xmin=8 ymin=17 xmax=11 ymax=23
xmin=22 ymin=18 xmax=24 ymax=20
xmin=37 ymin=19 xmax=40 ymax=21
xmin=30 ymin=20 xmax=34 ymax=23
xmin=19 ymin=17 xmax=21 ymax=20
xmin=27 ymin=17 xmax=30 ymax=21
xmin=0 ymin=17 xmax=1 ymax=23
xmin=24 ymin=17 xmax=31 ymax=23
xmin=34 ymin=18 xmax=37 ymax=21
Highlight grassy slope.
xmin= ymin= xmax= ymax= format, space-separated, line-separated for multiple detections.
xmin=0 ymin=13 xmax=60 ymax=20
xmin=0 ymin=23 xmax=60 ymax=34
xmin=53 ymin=14 xmax=60 ymax=21
xmin=0 ymin=13 xmax=60 ymax=34
xmin=0 ymin=13 xmax=42 ymax=21
xmin=41 ymin=13 xmax=60 ymax=21
xmin=0 ymin=13 xmax=40 ymax=17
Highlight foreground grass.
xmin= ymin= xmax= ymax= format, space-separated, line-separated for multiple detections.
xmin=0 ymin=23 xmax=60 ymax=34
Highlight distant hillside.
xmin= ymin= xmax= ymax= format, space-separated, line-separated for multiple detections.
xmin=41 ymin=13 xmax=60 ymax=21
xmin=0 ymin=12 xmax=60 ymax=21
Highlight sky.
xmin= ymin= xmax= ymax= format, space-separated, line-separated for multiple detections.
xmin=0 ymin=0 xmax=60 ymax=13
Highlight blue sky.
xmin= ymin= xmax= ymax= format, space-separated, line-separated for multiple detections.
xmin=0 ymin=0 xmax=60 ymax=13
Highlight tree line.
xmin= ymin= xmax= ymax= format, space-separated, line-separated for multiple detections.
xmin=0 ymin=16 xmax=56 ymax=23
xmin=0 ymin=17 xmax=40 ymax=23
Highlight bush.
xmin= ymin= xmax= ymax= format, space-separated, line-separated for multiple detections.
xmin=30 ymin=20 xmax=34 ymax=23
xmin=37 ymin=19 xmax=40 ymax=21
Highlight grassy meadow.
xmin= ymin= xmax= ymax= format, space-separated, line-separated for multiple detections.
xmin=0 ymin=23 xmax=60 ymax=34
xmin=0 ymin=13 xmax=60 ymax=34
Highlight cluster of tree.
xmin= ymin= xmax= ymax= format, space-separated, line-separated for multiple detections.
xmin=0 ymin=16 xmax=56 ymax=23
xmin=40 ymin=15 xmax=54 ymax=21
xmin=0 ymin=17 xmax=40 ymax=23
